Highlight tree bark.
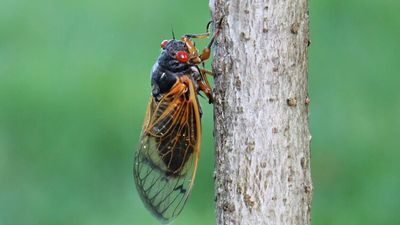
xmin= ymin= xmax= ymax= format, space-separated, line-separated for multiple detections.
xmin=209 ymin=0 xmax=312 ymax=225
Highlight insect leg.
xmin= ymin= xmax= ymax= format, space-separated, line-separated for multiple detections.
xmin=182 ymin=33 xmax=210 ymax=39
xmin=200 ymin=68 xmax=214 ymax=77
xmin=198 ymin=18 xmax=224 ymax=62
xmin=196 ymin=68 xmax=213 ymax=104
xmin=181 ymin=31 xmax=210 ymax=55
xmin=197 ymin=79 xmax=213 ymax=104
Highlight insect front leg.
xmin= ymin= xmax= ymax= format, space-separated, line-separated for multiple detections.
xmin=189 ymin=41 xmax=213 ymax=66
xmin=196 ymin=37 xmax=215 ymax=62
xmin=199 ymin=48 xmax=211 ymax=62
xmin=199 ymin=17 xmax=224 ymax=63
xmin=181 ymin=34 xmax=209 ymax=57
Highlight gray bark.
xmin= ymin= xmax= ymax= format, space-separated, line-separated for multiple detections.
xmin=209 ymin=0 xmax=312 ymax=225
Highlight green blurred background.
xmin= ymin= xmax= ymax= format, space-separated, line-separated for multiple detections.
xmin=1 ymin=0 xmax=399 ymax=224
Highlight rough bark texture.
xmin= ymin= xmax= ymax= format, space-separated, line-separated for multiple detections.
xmin=209 ymin=0 xmax=312 ymax=225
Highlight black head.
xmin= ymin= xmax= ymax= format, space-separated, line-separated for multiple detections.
xmin=161 ymin=39 xmax=187 ymax=57
xmin=158 ymin=39 xmax=191 ymax=73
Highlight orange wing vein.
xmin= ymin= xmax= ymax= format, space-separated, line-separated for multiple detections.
xmin=133 ymin=75 xmax=201 ymax=224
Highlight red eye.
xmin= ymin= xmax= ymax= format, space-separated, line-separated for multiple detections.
xmin=176 ymin=51 xmax=189 ymax=63
xmin=160 ymin=40 xmax=169 ymax=48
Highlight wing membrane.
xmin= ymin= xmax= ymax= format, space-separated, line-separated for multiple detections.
xmin=134 ymin=76 xmax=201 ymax=223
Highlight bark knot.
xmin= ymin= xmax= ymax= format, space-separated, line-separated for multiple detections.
xmin=291 ymin=22 xmax=300 ymax=34
xmin=243 ymin=193 xmax=255 ymax=209
xmin=287 ymin=97 xmax=298 ymax=106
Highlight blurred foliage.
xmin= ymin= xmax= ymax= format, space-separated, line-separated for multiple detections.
xmin=0 ymin=0 xmax=399 ymax=224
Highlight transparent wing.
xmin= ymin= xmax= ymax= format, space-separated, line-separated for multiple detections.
xmin=134 ymin=76 xmax=201 ymax=224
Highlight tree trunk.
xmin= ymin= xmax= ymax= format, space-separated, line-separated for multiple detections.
xmin=209 ymin=0 xmax=312 ymax=225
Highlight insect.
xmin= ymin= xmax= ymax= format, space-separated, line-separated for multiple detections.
xmin=133 ymin=20 xmax=222 ymax=224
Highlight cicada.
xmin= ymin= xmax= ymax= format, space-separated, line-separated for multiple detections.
xmin=133 ymin=21 xmax=221 ymax=223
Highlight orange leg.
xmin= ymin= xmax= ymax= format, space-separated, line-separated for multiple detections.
xmin=181 ymin=33 xmax=209 ymax=56
xmin=200 ymin=68 xmax=213 ymax=77
xmin=197 ymin=68 xmax=214 ymax=103
xmin=197 ymin=79 xmax=213 ymax=104
xmin=182 ymin=18 xmax=224 ymax=65
xmin=199 ymin=22 xmax=223 ymax=63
